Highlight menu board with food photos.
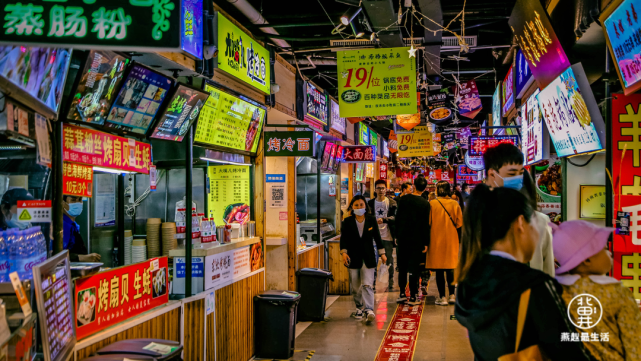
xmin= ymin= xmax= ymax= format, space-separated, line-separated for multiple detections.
xmin=105 ymin=64 xmax=174 ymax=134
xmin=305 ymin=82 xmax=328 ymax=125
xmin=33 ymin=251 xmax=75 ymax=361
xmin=67 ymin=51 xmax=130 ymax=125
xmin=0 ymin=46 xmax=71 ymax=115
xmin=150 ymin=84 xmax=209 ymax=141
xmin=427 ymin=90 xmax=453 ymax=124
xmin=207 ymin=165 xmax=251 ymax=227
xmin=452 ymin=80 xmax=482 ymax=119
xmin=195 ymin=82 xmax=266 ymax=154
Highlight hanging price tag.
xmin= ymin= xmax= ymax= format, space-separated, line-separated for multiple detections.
xmin=397 ymin=126 xmax=434 ymax=158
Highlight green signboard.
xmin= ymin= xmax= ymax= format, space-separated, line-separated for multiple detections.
xmin=337 ymin=47 xmax=417 ymax=117
xmin=370 ymin=131 xmax=378 ymax=147
xmin=0 ymin=0 xmax=180 ymax=50
xmin=264 ymin=131 xmax=314 ymax=157
xmin=216 ymin=12 xmax=271 ymax=94
xmin=359 ymin=122 xmax=369 ymax=145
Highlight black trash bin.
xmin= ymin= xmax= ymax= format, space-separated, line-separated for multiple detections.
xmin=254 ymin=290 xmax=301 ymax=360
xmin=96 ymin=339 xmax=183 ymax=361
xmin=296 ymin=268 xmax=333 ymax=322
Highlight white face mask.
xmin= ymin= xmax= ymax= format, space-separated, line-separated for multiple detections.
xmin=353 ymin=208 xmax=366 ymax=216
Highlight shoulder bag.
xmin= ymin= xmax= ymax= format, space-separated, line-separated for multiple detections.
xmin=498 ymin=289 xmax=550 ymax=361
xmin=435 ymin=198 xmax=462 ymax=241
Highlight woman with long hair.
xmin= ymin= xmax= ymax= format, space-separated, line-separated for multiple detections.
xmin=454 ymin=185 xmax=594 ymax=360
xmin=426 ymin=181 xmax=462 ymax=305
xmin=340 ymin=195 xmax=387 ymax=323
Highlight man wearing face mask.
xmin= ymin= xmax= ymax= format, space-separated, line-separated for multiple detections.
xmin=63 ymin=195 xmax=101 ymax=262
xmin=483 ymin=143 xmax=554 ymax=277
xmin=1 ymin=188 xmax=35 ymax=231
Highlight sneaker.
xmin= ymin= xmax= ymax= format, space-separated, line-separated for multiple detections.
xmin=351 ymin=309 xmax=364 ymax=319
xmin=365 ymin=310 xmax=375 ymax=323
xmin=435 ymin=297 xmax=448 ymax=306
xmin=449 ymin=294 xmax=456 ymax=304
xmin=408 ymin=296 xmax=421 ymax=305
xmin=396 ymin=294 xmax=407 ymax=303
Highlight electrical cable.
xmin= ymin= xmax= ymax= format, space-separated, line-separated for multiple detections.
xmin=124 ymin=169 xmax=166 ymax=217
xmin=567 ymin=154 xmax=596 ymax=167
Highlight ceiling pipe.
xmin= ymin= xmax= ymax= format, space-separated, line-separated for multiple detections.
xmin=226 ymin=0 xmax=291 ymax=49
xmin=288 ymin=58 xmax=338 ymax=66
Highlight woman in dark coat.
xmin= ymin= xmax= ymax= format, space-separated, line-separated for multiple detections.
xmin=340 ymin=195 xmax=386 ymax=324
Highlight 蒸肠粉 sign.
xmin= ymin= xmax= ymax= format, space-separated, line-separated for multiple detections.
xmin=337 ymin=47 xmax=417 ymax=117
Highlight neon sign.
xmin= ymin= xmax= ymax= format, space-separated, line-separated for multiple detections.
xmin=468 ymin=136 xmax=519 ymax=156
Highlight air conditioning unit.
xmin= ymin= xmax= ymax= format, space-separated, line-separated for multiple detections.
xmin=403 ymin=38 xmax=424 ymax=46
xmin=329 ymin=39 xmax=379 ymax=51
xmin=442 ymin=36 xmax=477 ymax=49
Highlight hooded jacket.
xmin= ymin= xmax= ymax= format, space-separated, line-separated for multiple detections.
xmin=455 ymin=255 xmax=595 ymax=361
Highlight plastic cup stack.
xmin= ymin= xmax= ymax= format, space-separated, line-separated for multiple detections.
xmin=124 ymin=230 xmax=133 ymax=265
xmin=146 ymin=218 xmax=162 ymax=258
xmin=132 ymin=239 xmax=147 ymax=263
xmin=162 ymin=222 xmax=177 ymax=256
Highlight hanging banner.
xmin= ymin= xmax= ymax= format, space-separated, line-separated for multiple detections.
xmin=379 ymin=163 xmax=388 ymax=180
xmin=0 ymin=0 xmax=180 ymax=51
xmin=359 ymin=122 xmax=370 ymax=145
xmin=397 ymin=126 xmax=434 ymax=158
xmin=74 ymin=257 xmax=169 ymax=340
xmin=264 ymin=131 xmax=313 ymax=157
xmin=427 ymin=90 xmax=453 ymax=125
xmin=452 ymin=80 xmax=482 ymax=119
xmin=216 ymin=13 xmax=270 ymax=94
xmin=62 ymin=124 xmax=151 ymax=174
xmin=330 ymin=99 xmax=346 ymax=135
xmin=343 ymin=145 xmax=376 ymax=163
xmin=611 ymin=92 xmax=641 ymax=296
xmin=508 ymin=0 xmax=571 ymax=89
xmin=63 ymin=162 xmax=94 ymax=198
xmin=337 ymin=47 xmax=417 ymax=117
xmin=396 ymin=113 xmax=421 ymax=131
xmin=388 ymin=130 xmax=398 ymax=153
xmin=601 ymin=0 xmax=641 ymax=95
xmin=469 ymin=136 xmax=519 ymax=156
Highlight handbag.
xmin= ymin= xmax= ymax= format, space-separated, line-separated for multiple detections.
xmin=498 ymin=289 xmax=550 ymax=361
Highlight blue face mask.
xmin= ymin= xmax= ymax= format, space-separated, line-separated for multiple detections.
xmin=497 ymin=173 xmax=524 ymax=190
xmin=67 ymin=202 xmax=84 ymax=217
xmin=5 ymin=215 xmax=30 ymax=230
xmin=395 ymin=192 xmax=400 ymax=196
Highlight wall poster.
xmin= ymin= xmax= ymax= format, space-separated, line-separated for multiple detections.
xmin=207 ymin=165 xmax=251 ymax=227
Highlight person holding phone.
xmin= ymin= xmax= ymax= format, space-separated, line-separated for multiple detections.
xmin=340 ymin=195 xmax=386 ymax=324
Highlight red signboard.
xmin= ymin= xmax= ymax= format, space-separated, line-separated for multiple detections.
xmin=611 ymin=93 xmax=641 ymax=298
xmin=63 ymin=162 xmax=93 ymax=198
xmin=63 ymin=124 xmax=152 ymax=174
xmin=343 ymin=145 xmax=377 ymax=163
xmin=468 ymin=136 xmax=519 ymax=156
xmin=379 ymin=164 xmax=388 ymax=180
xmin=74 ymin=257 xmax=169 ymax=340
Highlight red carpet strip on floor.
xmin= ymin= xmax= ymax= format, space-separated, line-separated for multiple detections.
xmin=373 ymin=302 xmax=425 ymax=361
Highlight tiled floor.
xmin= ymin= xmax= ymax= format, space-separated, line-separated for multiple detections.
xmin=292 ymin=273 xmax=475 ymax=361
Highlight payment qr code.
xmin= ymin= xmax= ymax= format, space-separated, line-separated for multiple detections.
xmin=272 ymin=188 xmax=284 ymax=201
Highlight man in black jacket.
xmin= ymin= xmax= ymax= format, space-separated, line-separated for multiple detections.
xmin=368 ymin=180 xmax=397 ymax=290
xmin=394 ymin=176 xmax=430 ymax=305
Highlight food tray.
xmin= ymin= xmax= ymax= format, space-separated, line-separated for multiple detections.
xmin=70 ymin=262 xmax=103 ymax=278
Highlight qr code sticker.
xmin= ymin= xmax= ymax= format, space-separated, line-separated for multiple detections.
xmin=272 ymin=188 xmax=284 ymax=201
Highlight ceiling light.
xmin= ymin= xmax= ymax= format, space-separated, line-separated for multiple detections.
xmin=93 ymin=166 xmax=125 ymax=174
xmin=340 ymin=7 xmax=362 ymax=26
xmin=199 ymin=157 xmax=252 ymax=166
xmin=369 ymin=32 xmax=377 ymax=42
xmin=350 ymin=20 xmax=365 ymax=38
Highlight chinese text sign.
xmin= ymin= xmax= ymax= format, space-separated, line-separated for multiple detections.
xmin=602 ymin=0 xmax=641 ymax=95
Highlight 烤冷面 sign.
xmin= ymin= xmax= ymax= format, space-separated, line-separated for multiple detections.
xmin=337 ymin=47 xmax=417 ymax=117
xmin=215 ymin=13 xmax=270 ymax=94
xmin=601 ymin=0 xmax=641 ymax=95
xmin=74 ymin=257 xmax=169 ymax=340
xmin=0 ymin=0 xmax=180 ymax=51
xmin=343 ymin=145 xmax=376 ymax=163
xmin=63 ymin=124 xmax=152 ymax=174
xmin=264 ymin=131 xmax=313 ymax=157
xmin=508 ymin=0 xmax=571 ymax=89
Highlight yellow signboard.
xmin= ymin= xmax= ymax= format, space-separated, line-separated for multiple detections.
xmin=337 ymin=47 xmax=417 ymax=117
xmin=207 ymin=165 xmax=251 ymax=227
xmin=580 ymin=185 xmax=605 ymax=219
xmin=397 ymin=126 xmax=434 ymax=158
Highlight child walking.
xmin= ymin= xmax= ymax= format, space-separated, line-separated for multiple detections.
xmin=552 ymin=220 xmax=641 ymax=361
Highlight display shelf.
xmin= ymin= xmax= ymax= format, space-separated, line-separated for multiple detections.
xmin=0 ymin=130 xmax=36 ymax=148
xmin=168 ymin=236 xmax=261 ymax=257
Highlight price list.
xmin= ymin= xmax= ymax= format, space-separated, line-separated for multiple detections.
xmin=42 ymin=265 xmax=73 ymax=361
xmin=207 ymin=165 xmax=251 ymax=227
xmin=195 ymin=84 xmax=266 ymax=153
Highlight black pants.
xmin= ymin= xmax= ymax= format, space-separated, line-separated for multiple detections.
xmin=434 ymin=269 xmax=455 ymax=298
xmin=397 ymin=247 xmax=420 ymax=297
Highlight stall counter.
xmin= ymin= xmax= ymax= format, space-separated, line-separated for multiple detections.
xmin=297 ymin=242 xmax=324 ymax=270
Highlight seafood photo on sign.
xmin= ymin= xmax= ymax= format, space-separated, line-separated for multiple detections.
xmin=76 ymin=288 xmax=96 ymax=327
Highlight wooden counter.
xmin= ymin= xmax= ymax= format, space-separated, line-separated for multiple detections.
xmin=296 ymin=242 xmax=324 ymax=270
xmin=327 ymin=237 xmax=350 ymax=295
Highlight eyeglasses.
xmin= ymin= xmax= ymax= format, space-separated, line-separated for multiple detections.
xmin=375 ymin=187 xmax=386 ymax=190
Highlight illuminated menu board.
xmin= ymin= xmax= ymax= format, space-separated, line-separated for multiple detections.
xmin=207 ymin=165 xmax=251 ymax=227
xmin=305 ymin=82 xmax=328 ymax=125
xmin=195 ymin=83 xmax=266 ymax=154
xmin=521 ymin=89 xmax=549 ymax=165
xmin=492 ymin=83 xmax=503 ymax=135
xmin=33 ymin=252 xmax=75 ymax=361
xmin=469 ymin=136 xmax=519 ymax=156
xmin=150 ymin=84 xmax=209 ymax=142
xmin=502 ymin=66 xmax=514 ymax=115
